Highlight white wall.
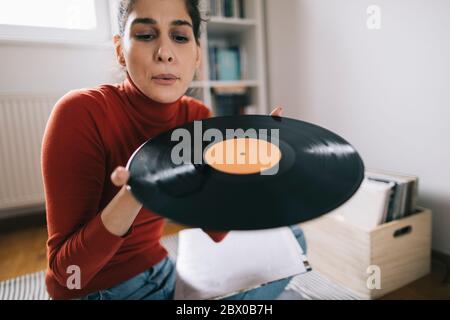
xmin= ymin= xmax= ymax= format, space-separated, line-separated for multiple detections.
xmin=0 ymin=41 xmax=122 ymax=219
xmin=0 ymin=42 xmax=121 ymax=95
xmin=265 ymin=0 xmax=450 ymax=254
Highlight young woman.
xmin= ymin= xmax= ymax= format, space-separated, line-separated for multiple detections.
xmin=42 ymin=0 xmax=304 ymax=300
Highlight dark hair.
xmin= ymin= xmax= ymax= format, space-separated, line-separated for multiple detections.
xmin=118 ymin=0 xmax=204 ymax=45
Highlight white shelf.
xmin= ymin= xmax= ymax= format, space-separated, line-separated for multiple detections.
xmin=190 ymin=80 xmax=260 ymax=90
xmin=209 ymin=80 xmax=259 ymax=88
xmin=195 ymin=0 xmax=267 ymax=115
xmin=209 ymin=17 xmax=257 ymax=26
xmin=207 ymin=17 xmax=257 ymax=36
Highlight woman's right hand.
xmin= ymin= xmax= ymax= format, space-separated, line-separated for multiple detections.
xmin=111 ymin=166 xmax=130 ymax=187
xmin=101 ymin=166 xmax=142 ymax=237
xmin=111 ymin=168 xmax=228 ymax=242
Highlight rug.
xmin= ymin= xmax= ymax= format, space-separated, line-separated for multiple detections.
xmin=0 ymin=234 xmax=360 ymax=300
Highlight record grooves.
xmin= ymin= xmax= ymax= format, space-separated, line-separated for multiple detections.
xmin=126 ymin=115 xmax=364 ymax=230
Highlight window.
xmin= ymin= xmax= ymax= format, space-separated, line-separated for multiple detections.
xmin=0 ymin=0 xmax=112 ymax=44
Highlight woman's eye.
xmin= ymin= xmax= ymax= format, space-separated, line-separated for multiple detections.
xmin=172 ymin=34 xmax=189 ymax=43
xmin=136 ymin=34 xmax=156 ymax=41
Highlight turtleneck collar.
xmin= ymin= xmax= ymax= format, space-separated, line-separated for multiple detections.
xmin=121 ymin=73 xmax=182 ymax=125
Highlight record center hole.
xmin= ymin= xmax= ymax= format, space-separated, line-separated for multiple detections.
xmin=204 ymin=138 xmax=282 ymax=175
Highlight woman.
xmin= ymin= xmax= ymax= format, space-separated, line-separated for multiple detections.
xmin=42 ymin=0 xmax=304 ymax=300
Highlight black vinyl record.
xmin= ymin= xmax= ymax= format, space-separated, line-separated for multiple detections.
xmin=126 ymin=115 xmax=364 ymax=230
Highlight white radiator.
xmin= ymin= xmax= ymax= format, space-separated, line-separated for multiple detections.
xmin=0 ymin=95 xmax=58 ymax=214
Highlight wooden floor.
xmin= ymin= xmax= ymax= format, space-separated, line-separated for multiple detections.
xmin=0 ymin=222 xmax=186 ymax=283
xmin=0 ymin=223 xmax=449 ymax=299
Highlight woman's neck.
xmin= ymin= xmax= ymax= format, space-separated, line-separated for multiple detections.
xmin=122 ymin=74 xmax=181 ymax=124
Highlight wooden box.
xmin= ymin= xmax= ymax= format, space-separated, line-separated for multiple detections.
xmin=301 ymin=208 xmax=432 ymax=299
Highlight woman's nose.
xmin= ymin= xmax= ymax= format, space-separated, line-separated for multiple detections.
xmin=155 ymin=45 xmax=174 ymax=63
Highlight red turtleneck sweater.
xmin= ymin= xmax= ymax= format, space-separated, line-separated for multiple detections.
xmin=42 ymin=76 xmax=226 ymax=300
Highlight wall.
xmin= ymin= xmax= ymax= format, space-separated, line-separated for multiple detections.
xmin=265 ymin=0 xmax=450 ymax=254
xmin=0 ymin=41 xmax=121 ymax=95
xmin=0 ymin=39 xmax=121 ymax=219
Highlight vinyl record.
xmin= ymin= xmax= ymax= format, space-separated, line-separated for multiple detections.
xmin=126 ymin=115 xmax=364 ymax=230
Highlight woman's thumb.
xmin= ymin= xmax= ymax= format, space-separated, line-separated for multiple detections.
xmin=111 ymin=166 xmax=130 ymax=187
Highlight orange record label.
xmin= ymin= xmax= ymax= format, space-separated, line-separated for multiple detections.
xmin=204 ymin=138 xmax=282 ymax=175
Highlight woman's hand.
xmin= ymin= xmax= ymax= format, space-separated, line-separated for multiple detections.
xmin=111 ymin=166 xmax=130 ymax=187
xmin=100 ymin=166 xmax=142 ymax=237
xmin=270 ymin=106 xmax=283 ymax=117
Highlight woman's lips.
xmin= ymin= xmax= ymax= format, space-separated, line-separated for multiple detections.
xmin=152 ymin=74 xmax=180 ymax=86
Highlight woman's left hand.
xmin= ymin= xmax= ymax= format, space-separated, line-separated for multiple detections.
xmin=270 ymin=106 xmax=283 ymax=117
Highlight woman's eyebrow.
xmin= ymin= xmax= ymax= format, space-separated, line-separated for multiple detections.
xmin=171 ymin=20 xmax=193 ymax=28
xmin=131 ymin=18 xmax=157 ymax=26
xmin=131 ymin=17 xmax=192 ymax=29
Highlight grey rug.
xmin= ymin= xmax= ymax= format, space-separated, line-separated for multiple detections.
xmin=0 ymin=234 xmax=360 ymax=300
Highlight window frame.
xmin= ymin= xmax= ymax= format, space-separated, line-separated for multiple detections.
xmin=0 ymin=0 xmax=113 ymax=45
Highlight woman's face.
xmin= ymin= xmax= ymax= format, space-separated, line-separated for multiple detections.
xmin=114 ymin=0 xmax=201 ymax=103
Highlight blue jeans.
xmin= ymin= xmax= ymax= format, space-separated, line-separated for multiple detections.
xmin=82 ymin=257 xmax=176 ymax=300
xmin=81 ymin=227 xmax=307 ymax=300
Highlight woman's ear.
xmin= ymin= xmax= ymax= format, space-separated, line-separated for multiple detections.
xmin=113 ymin=35 xmax=126 ymax=67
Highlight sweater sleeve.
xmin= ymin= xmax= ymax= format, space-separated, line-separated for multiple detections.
xmin=42 ymin=91 xmax=127 ymax=289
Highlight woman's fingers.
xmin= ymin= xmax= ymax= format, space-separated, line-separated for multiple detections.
xmin=111 ymin=166 xmax=130 ymax=187
xmin=270 ymin=106 xmax=283 ymax=117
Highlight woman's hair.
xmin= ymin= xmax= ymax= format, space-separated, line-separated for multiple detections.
xmin=118 ymin=0 xmax=204 ymax=45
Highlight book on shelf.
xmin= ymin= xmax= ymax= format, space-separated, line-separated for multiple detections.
xmin=209 ymin=0 xmax=245 ymax=18
xmin=212 ymin=86 xmax=249 ymax=116
xmin=209 ymin=45 xmax=242 ymax=81
xmin=208 ymin=46 xmax=218 ymax=81
xmin=209 ymin=0 xmax=219 ymax=17
xmin=217 ymin=46 xmax=241 ymax=80
xmin=223 ymin=0 xmax=234 ymax=17
xmin=237 ymin=0 xmax=245 ymax=18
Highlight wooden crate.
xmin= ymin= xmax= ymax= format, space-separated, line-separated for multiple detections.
xmin=301 ymin=208 xmax=432 ymax=299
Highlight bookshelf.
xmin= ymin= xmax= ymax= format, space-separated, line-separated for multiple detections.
xmin=187 ymin=0 xmax=268 ymax=116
